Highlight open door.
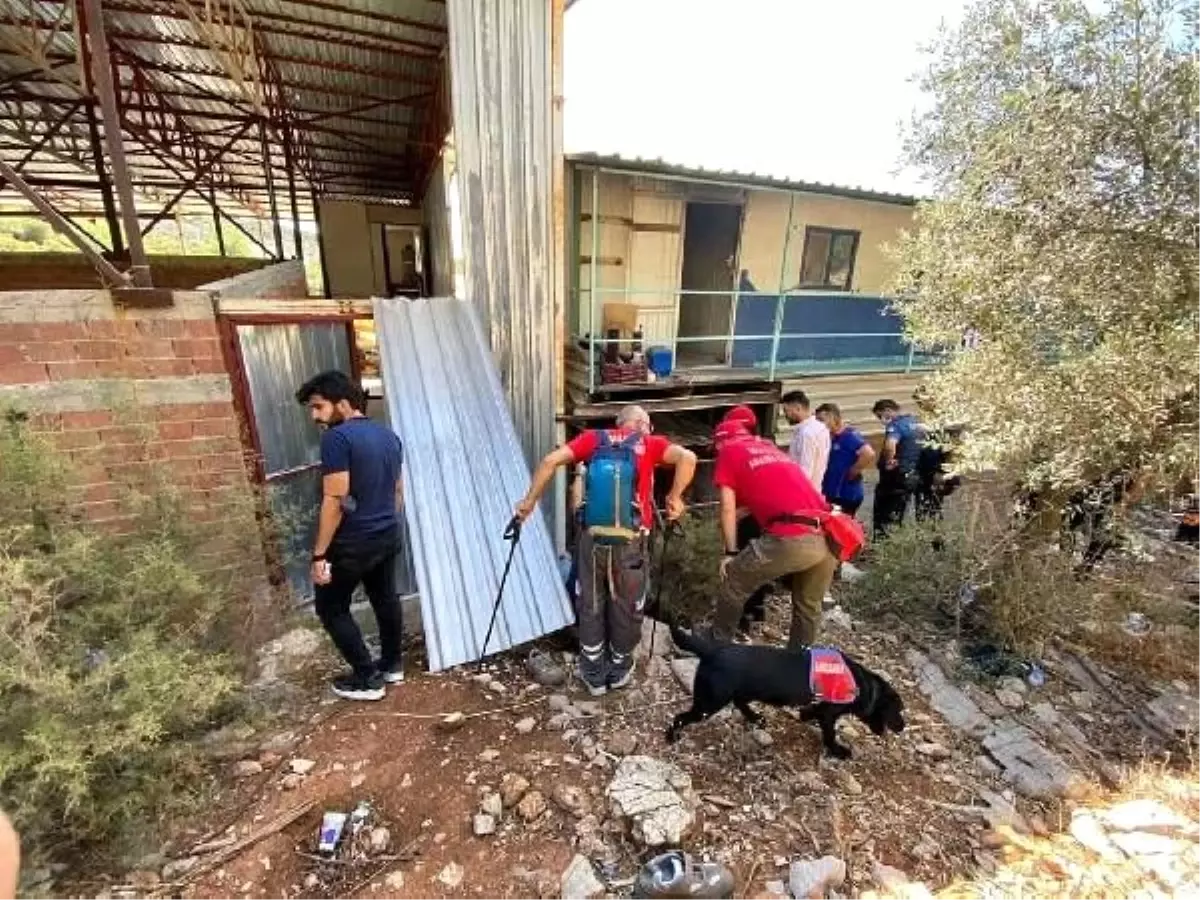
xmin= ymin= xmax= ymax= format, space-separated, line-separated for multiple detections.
xmin=217 ymin=299 xmax=418 ymax=605
xmin=676 ymin=201 xmax=742 ymax=367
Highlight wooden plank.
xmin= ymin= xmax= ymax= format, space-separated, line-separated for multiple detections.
xmin=580 ymin=212 xmax=634 ymax=226
xmin=567 ymin=387 xmax=781 ymax=420
xmin=217 ymin=297 xmax=374 ymax=319
xmin=630 ymin=222 xmax=681 ymax=233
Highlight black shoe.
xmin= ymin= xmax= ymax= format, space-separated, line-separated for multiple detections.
xmin=608 ymin=658 xmax=635 ymax=691
xmin=331 ymin=672 xmax=386 ymax=701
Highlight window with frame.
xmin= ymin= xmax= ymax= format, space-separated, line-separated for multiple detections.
xmin=797 ymin=226 xmax=860 ymax=290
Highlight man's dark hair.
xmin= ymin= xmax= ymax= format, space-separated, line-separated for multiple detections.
xmin=872 ymin=398 xmax=900 ymax=415
xmin=781 ymin=390 xmax=810 ymax=408
xmin=814 ymin=402 xmax=841 ymax=418
xmin=296 ymin=370 xmax=366 ymax=411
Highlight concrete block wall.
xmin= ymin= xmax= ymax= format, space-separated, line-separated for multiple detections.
xmin=0 ymin=252 xmax=269 ymax=290
xmin=0 ymin=289 xmax=267 ymax=584
xmin=199 ymin=259 xmax=308 ymax=299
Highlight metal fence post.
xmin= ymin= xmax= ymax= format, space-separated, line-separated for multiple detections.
xmin=588 ymin=166 xmax=599 ymax=393
xmin=767 ymin=192 xmax=796 ymax=381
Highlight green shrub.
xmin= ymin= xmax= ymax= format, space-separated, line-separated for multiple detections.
xmin=0 ymin=416 xmax=246 ymax=866
xmin=841 ymin=517 xmax=973 ymax=623
xmin=843 ymin=506 xmax=1106 ymax=658
xmin=653 ymin=511 xmax=726 ymax=624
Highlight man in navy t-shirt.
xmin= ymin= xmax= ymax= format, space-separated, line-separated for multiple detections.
xmin=814 ymin=403 xmax=876 ymax=516
xmin=296 ymin=370 xmax=404 ymax=701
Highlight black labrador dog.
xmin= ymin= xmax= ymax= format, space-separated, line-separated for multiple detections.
xmin=665 ymin=625 xmax=906 ymax=759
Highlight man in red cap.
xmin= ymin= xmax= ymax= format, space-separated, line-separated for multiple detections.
xmin=709 ymin=406 xmax=837 ymax=648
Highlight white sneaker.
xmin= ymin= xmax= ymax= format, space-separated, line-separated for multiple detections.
xmin=379 ymin=668 xmax=405 ymax=685
xmin=841 ymin=562 xmax=866 ymax=582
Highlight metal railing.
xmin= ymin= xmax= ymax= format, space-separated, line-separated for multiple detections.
xmin=573 ymin=286 xmax=936 ymax=391
xmin=573 ymin=164 xmax=937 ymax=392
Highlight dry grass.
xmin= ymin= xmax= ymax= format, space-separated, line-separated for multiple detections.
xmin=934 ymin=756 xmax=1200 ymax=900
xmin=842 ymin=484 xmax=1199 ymax=683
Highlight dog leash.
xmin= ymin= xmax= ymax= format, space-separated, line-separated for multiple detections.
xmin=478 ymin=515 xmax=522 ymax=669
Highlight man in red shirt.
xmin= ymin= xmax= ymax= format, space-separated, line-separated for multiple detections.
xmin=515 ymin=405 xmax=697 ymax=694
xmin=710 ymin=406 xmax=837 ymax=649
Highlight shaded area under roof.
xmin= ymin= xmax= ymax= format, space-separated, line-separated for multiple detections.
xmin=0 ymin=0 xmax=449 ymax=230
xmin=374 ymin=295 xmax=572 ymax=672
xmin=567 ymin=152 xmax=920 ymax=206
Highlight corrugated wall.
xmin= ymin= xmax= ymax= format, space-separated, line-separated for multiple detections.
xmin=445 ymin=0 xmax=557 ymax=471
xmin=375 ymin=297 xmax=572 ymax=671
xmin=423 ymin=147 xmax=458 ymax=299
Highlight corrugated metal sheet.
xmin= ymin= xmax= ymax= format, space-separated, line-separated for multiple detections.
xmin=0 ymin=0 xmax=447 ymax=211
xmin=569 ymin=153 xmax=921 ymax=207
xmin=375 ymin=296 xmax=572 ymax=671
xmin=445 ymin=0 xmax=557 ymax=472
xmin=423 ymin=150 xmax=458 ymax=298
xmin=236 ymin=321 xmax=417 ymax=603
xmin=238 ymin=323 xmax=351 ymax=473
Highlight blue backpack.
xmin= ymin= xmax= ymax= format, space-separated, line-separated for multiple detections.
xmin=583 ymin=430 xmax=642 ymax=544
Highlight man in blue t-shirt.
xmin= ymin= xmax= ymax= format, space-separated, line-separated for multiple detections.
xmin=296 ymin=370 xmax=404 ymax=702
xmin=814 ymin=403 xmax=876 ymax=516
xmin=871 ymin=398 xmax=925 ymax=538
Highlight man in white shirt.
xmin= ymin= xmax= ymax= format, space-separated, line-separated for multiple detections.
xmin=783 ymin=390 xmax=830 ymax=490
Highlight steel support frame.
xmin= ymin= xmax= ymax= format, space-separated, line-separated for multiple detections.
xmin=139 ymin=120 xmax=254 ymax=237
xmin=0 ymin=156 xmax=127 ymax=284
xmin=80 ymin=0 xmax=149 ymax=285
xmin=0 ymin=0 xmax=438 ymax=248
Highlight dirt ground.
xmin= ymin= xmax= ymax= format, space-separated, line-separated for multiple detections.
xmin=69 ymin=476 xmax=1200 ymax=900
xmin=73 ymin=579 xmax=1198 ymax=900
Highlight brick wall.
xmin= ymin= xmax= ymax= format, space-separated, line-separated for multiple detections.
xmin=0 ymin=289 xmax=269 ymax=583
xmin=0 ymin=253 xmax=269 ymax=291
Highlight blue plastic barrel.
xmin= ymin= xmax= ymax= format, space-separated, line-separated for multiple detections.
xmin=646 ymin=346 xmax=673 ymax=378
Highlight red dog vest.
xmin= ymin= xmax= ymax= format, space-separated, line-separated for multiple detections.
xmin=809 ymin=647 xmax=858 ymax=704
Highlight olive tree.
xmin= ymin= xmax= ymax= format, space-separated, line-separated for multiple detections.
xmin=890 ymin=0 xmax=1198 ymax=494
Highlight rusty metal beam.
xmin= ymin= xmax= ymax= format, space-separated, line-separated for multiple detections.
xmin=0 ymin=15 xmax=440 ymax=70
xmin=257 ymin=121 xmax=283 ymax=258
xmin=0 ymin=156 xmax=128 ymax=284
xmin=252 ymin=0 xmax=446 ymax=35
xmin=139 ymin=120 xmax=253 ymax=236
xmin=0 ymin=47 xmax=437 ymax=98
xmin=81 ymin=0 xmax=149 ymax=285
xmin=12 ymin=99 xmax=83 ymax=171
xmin=93 ymin=0 xmax=446 ymax=53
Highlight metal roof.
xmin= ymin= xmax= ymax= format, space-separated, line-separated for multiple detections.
xmin=0 ymin=0 xmax=448 ymax=227
xmin=567 ymin=152 xmax=920 ymax=206
xmin=374 ymin=295 xmax=573 ymax=672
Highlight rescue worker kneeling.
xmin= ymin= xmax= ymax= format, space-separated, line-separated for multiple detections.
xmin=709 ymin=406 xmax=839 ymax=649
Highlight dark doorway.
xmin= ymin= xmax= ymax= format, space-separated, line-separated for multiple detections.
xmin=676 ymin=201 xmax=742 ymax=366
xmin=379 ymin=224 xmax=425 ymax=298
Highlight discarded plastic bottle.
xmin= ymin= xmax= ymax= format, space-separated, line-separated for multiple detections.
xmin=349 ymin=801 xmax=372 ymax=836
xmin=633 ymin=854 xmax=734 ymax=900
xmin=1027 ymin=663 xmax=1046 ymax=688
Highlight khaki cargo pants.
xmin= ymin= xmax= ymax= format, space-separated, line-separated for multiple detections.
xmin=712 ymin=532 xmax=837 ymax=649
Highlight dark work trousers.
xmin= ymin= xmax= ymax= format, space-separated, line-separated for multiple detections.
xmin=873 ymin=469 xmax=913 ymax=540
xmin=574 ymin=529 xmax=648 ymax=682
xmin=314 ymin=524 xmax=402 ymax=678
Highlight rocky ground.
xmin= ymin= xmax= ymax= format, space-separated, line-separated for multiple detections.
xmin=63 ymin=586 xmax=1198 ymax=900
